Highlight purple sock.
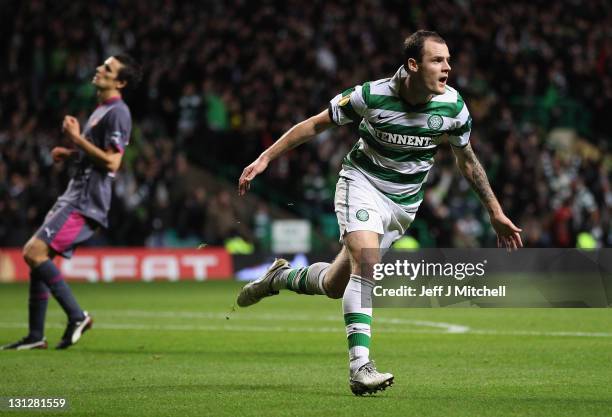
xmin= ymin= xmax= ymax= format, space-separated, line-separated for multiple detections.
xmin=28 ymin=273 xmax=49 ymax=340
xmin=33 ymin=260 xmax=84 ymax=322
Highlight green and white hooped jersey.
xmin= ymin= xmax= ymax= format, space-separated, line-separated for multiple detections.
xmin=328 ymin=66 xmax=472 ymax=213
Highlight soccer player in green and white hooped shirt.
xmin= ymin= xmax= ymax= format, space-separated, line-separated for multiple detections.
xmin=237 ymin=31 xmax=523 ymax=395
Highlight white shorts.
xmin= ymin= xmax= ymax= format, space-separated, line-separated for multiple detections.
xmin=334 ymin=167 xmax=416 ymax=249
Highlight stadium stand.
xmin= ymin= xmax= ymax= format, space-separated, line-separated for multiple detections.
xmin=0 ymin=0 xmax=610 ymax=250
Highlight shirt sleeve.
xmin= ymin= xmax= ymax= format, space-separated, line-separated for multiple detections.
xmin=328 ymin=84 xmax=368 ymax=126
xmin=447 ymin=103 xmax=472 ymax=147
xmin=103 ymin=108 xmax=132 ymax=153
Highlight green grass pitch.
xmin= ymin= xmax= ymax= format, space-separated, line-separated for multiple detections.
xmin=0 ymin=281 xmax=611 ymax=417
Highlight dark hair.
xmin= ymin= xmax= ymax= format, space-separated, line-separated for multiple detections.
xmin=113 ymin=53 xmax=143 ymax=90
xmin=403 ymin=30 xmax=446 ymax=64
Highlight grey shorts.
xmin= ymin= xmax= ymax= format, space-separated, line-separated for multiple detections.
xmin=35 ymin=202 xmax=98 ymax=258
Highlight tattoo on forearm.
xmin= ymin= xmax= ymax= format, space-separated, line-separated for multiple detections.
xmin=462 ymin=145 xmax=497 ymax=206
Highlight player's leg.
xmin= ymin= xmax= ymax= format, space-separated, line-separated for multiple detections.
xmin=20 ymin=204 xmax=93 ymax=349
xmin=236 ymin=248 xmax=351 ymax=307
xmin=236 ymin=175 xmax=360 ymax=307
xmin=342 ymin=229 xmax=378 ymax=373
xmin=341 ymin=230 xmax=394 ymax=395
xmin=22 ymin=237 xmax=52 ymax=348
xmin=22 ymin=235 xmax=87 ymax=319
xmin=268 ymin=246 xmax=352 ymax=297
xmin=321 ymin=246 xmax=352 ymax=298
xmin=0 ymin=236 xmax=51 ymax=350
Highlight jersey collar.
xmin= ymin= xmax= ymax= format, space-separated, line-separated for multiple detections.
xmin=388 ymin=66 xmax=408 ymax=97
xmin=101 ymin=96 xmax=122 ymax=106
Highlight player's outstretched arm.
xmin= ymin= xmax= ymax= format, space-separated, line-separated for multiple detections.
xmin=451 ymin=143 xmax=523 ymax=251
xmin=238 ymin=109 xmax=335 ymax=195
xmin=62 ymin=115 xmax=123 ymax=173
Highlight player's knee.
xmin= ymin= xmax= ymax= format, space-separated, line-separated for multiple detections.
xmin=362 ymin=251 xmax=381 ymax=266
xmin=22 ymin=242 xmax=34 ymax=265
xmin=22 ymin=239 xmax=48 ymax=268
xmin=345 ymin=236 xmax=380 ymax=267
xmin=349 ymin=250 xmax=380 ymax=277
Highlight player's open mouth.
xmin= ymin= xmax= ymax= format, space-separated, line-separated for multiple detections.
xmin=439 ymin=76 xmax=448 ymax=83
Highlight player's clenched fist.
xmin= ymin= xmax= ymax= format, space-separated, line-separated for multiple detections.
xmin=62 ymin=115 xmax=81 ymax=141
xmin=238 ymin=156 xmax=269 ymax=196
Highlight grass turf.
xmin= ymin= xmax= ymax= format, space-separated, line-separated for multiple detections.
xmin=0 ymin=281 xmax=611 ymax=417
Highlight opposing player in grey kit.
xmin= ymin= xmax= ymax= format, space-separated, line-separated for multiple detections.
xmin=1 ymin=54 xmax=142 ymax=350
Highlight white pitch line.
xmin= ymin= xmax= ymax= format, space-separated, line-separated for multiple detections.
xmin=0 ymin=321 xmax=443 ymax=335
xmin=102 ymin=310 xmax=471 ymax=333
xmin=0 ymin=319 xmax=610 ymax=338
xmin=2 ymin=309 xmax=470 ymax=334
xmin=469 ymin=329 xmax=612 ymax=338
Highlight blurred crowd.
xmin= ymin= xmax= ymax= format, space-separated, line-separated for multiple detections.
xmin=0 ymin=0 xmax=610 ymax=249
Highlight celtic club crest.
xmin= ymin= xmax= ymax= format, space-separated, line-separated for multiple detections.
xmin=356 ymin=209 xmax=369 ymax=222
xmin=427 ymin=114 xmax=443 ymax=130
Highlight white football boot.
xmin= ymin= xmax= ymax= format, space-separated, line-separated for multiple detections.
xmin=237 ymin=259 xmax=290 ymax=307
xmin=349 ymin=361 xmax=394 ymax=395
xmin=55 ymin=311 xmax=93 ymax=350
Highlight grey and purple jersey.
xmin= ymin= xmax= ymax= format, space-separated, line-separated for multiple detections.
xmin=57 ymin=97 xmax=131 ymax=228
